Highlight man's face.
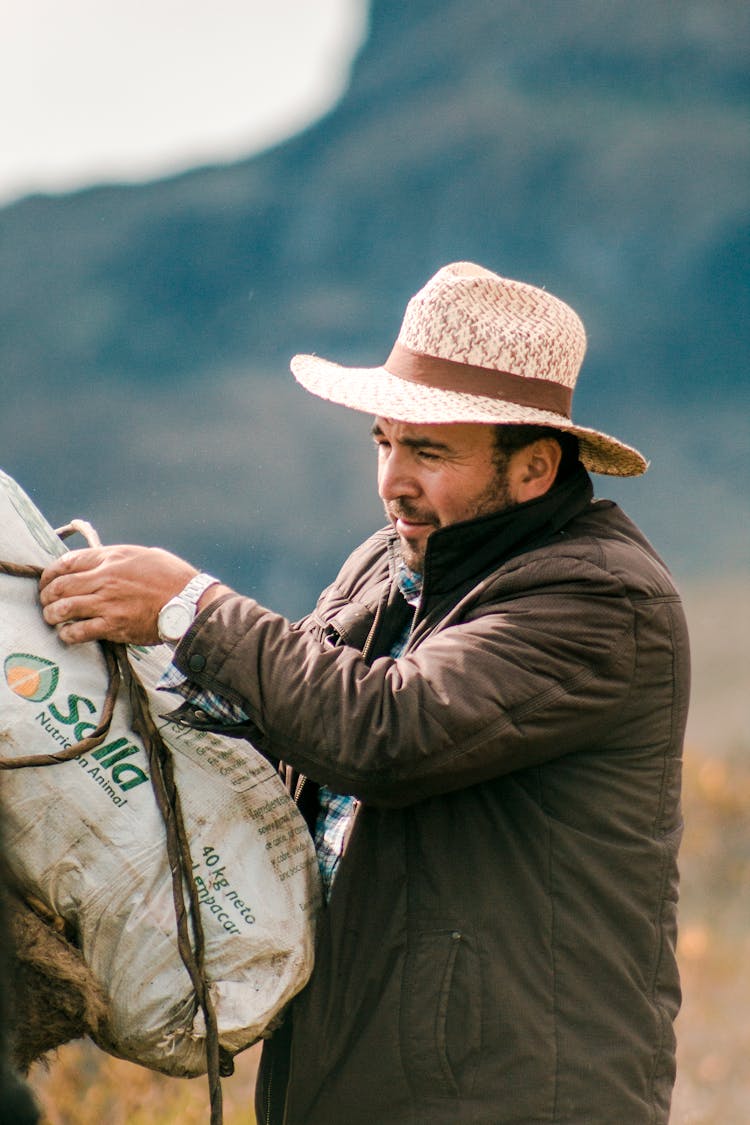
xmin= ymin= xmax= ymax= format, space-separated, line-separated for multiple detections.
xmin=373 ymin=417 xmax=518 ymax=572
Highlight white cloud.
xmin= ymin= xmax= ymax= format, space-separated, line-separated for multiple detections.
xmin=1 ymin=0 xmax=367 ymax=204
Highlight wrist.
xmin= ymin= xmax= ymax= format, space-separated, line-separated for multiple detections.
xmin=157 ymin=572 xmax=221 ymax=646
xmin=196 ymin=582 xmax=229 ymax=613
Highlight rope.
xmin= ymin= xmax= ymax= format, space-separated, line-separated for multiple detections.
xmin=119 ymin=652 xmax=228 ymax=1121
xmin=0 ymin=545 xmax=228 ymax=1124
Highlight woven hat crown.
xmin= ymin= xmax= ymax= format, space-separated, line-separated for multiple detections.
xmin=289 ymin=260 xmax=647 ymax=476
xmin=397 ymin=262 xmax=587 ymax=388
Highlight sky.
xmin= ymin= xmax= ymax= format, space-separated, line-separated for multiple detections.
xmin=1 ymin=0 xmax=367 ymax=207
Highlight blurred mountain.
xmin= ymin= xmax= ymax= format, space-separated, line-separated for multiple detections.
xmin=1 ymin=0 xmax=748 ymax=616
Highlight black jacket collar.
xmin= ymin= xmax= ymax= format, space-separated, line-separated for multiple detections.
xmin=387 ymin=463 xmax=594 ymax=600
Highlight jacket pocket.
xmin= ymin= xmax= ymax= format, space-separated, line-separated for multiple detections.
xmin=400 ymin=924 xmax=482 ymax=1100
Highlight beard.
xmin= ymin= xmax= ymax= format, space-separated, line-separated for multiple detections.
xmin=384 ymin=459 xmax=515 ymax=573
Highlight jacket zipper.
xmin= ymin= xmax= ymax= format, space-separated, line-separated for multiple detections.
xmin=264 ymin=1067 xmax=273 ymax=1125
xmin=264 ymin=1044 xmax=291 ymax=1125
xmin=360 ymin=580 xmax=390 ymax=663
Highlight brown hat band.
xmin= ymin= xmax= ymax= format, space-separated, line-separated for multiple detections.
xmin=385 ymin=342 xmax=573 ymax=417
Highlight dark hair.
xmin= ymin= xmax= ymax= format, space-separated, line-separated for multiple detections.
xmin=493 ymin=424 xmax=580 ymax=482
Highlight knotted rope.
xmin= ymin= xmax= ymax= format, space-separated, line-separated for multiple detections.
xmin=0 ymin=523 xmax=229 ymax=1125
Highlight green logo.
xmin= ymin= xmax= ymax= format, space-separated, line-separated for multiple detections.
xmin=4 ymin=653 xmax=59 ymax=702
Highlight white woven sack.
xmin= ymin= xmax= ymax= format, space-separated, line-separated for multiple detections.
xmin=0 ymin=469 xmax=320 ymax=1076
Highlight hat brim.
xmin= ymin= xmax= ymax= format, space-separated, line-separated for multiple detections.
xmin=291 ymin=354 xmax=648 ymax=477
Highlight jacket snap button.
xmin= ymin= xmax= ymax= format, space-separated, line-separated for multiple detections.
xmin=188 ymin=653 xmax=206 ymax=672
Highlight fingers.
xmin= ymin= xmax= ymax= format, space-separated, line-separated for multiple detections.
xmin=39 ymin=551 xmax=107 ymax=634
xmin=39 ymin=570 xmax=103 ymax=615
xmin=38 ymin=544 xmax=201 ymax=646
xmin=40 ymin=581 xmax=138 ymax=644
xmin=54 ymin=617 xmax=110 ymax=646
xmin=40 ymin=591 xmax=93 ymax=628
xmin=39 ymin=550 xmax=107 ymax=637
xmin=39 ymin=547 xmax=103 ymax=592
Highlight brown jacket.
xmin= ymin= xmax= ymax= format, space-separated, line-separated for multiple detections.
xmin=175 ymin=467 xmax=689 ymax=1124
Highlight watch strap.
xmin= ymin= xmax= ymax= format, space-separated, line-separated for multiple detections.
xmin=157 ymin=572 xmax=221 ymax=645
xmin=177 ymin=572 xmax=221 ymax=608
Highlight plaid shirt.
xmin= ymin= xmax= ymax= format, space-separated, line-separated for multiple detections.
xmin=159 ymin=560 xmax=422 ymax=900
xmin=159 ymin=660 xmax=250 ymax=725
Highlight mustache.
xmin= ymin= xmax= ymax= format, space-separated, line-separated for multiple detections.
xmin=385 ymin=501 xmax=439 ymax=525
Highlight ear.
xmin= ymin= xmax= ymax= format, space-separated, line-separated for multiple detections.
xmin=508 ymin=438 xmax=562 ymax=503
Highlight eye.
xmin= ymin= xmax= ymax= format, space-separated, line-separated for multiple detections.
xmin=417 ymin=448 xmax=440 ymax=463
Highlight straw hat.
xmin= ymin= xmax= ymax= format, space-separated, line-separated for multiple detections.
xmin=291 ymin=261 xmax=647 ymax=476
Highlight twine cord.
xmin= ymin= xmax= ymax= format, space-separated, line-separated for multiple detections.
xmin=0 ymin=536 xmax=228 ymax=1125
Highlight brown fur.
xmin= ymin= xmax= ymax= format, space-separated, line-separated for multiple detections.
xmin=7 ymin=893 xmax=108 ymax=1073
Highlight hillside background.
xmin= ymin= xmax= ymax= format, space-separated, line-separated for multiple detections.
xmin=3 ymin=0 xmax=748 ymax=1121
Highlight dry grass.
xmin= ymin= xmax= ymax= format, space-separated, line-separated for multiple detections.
xmin=671 ymin=747 xmax=750 ymax=1124
xmin=28 ymin=1041 xmax=261 ymax=1125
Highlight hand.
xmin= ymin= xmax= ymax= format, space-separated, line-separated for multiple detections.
xmin=39 ymin=545 xmax=200 ymax=645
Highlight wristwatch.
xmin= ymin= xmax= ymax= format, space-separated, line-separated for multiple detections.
xmin=157 ymin=573 xmax=220 ymax=646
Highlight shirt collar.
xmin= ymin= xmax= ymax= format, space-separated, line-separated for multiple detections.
xmin=395 ymin=558 xmax=423 ymax=606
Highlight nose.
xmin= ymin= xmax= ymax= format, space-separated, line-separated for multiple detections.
xmin=377 ymin=447 xmax=421 ymax=502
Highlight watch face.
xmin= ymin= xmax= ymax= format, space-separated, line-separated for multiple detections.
xmin=158 ymin=601 xmax=192 ymax=642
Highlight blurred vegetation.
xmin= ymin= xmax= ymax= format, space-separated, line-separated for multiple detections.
xmin=28 ymin=1042 xmax=261 ymax=1125
xmin=670 ymin=747 xmax=750 ymax=1124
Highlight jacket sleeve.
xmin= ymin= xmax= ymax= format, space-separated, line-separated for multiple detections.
xmin=173 ymin=555 xmax=637 ymax=807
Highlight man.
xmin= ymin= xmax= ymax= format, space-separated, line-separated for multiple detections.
xmin=40 ymin=262 xmax=689 ymax=1124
